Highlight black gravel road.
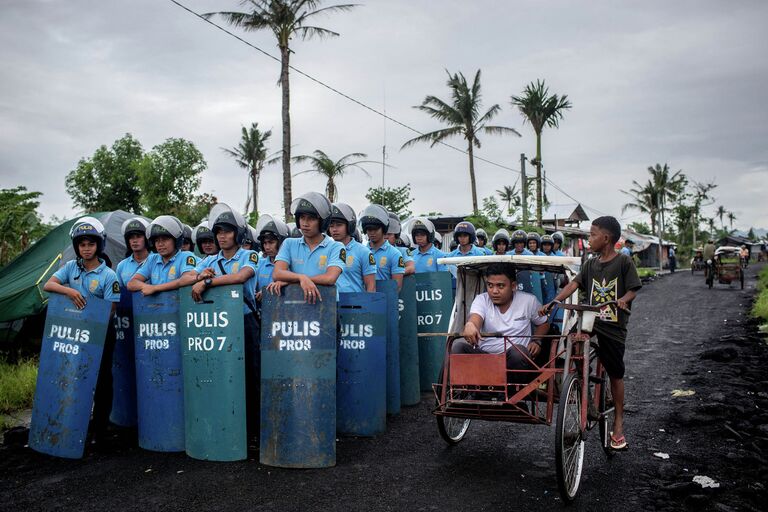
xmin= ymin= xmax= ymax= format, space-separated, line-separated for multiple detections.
xmin=2 ymin=264 xmax=767 ymax=512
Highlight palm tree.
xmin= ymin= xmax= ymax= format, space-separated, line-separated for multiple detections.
xmin=648 ymin=163 xmax=686 ymax=237
xmin=496 ymin=185 xmax=517 ymax=214
xmin=510 ymin=79 xmax=572 ymax=226
xmin=402 ymin=70 xmax=520 ymax=214
xmin=727 ymin=211 xmax=736 ymax=232
xmin=221 ymin=123 xmax=280 ymax=215
xmin=204 ymin=0 xmax=357 ymax=220
xmin=622 ymin=180 xmax=660 ymax=234
xmin=707 ymin=217 xmax=716 ymax=237
xmin=716 ymin=205 xmax=727 ymax=232
xmin=292 ymin=150 xmax=377 ymax=202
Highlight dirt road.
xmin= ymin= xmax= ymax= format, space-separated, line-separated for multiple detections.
xmin=1 ymin=264 xmax=766 ymax=511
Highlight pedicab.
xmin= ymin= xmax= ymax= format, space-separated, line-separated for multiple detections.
xmin=430 ymin=255 xmax=619 ymax=502
xmin=707 ymin=246 xmax=744 ymax=289
xmin=690 ymin=248 xmax=705 ymax=274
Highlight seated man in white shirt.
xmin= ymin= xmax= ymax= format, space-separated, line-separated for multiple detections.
xmin=454 ymin=263 xmax=550 ymax=381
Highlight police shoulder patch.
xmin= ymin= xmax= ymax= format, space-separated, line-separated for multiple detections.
xmin=186 ymin=255 xmax=196 ymax=266
xmin=339 ymin=248 xmax=347 ymax=262
xmin=112 ymin=281 xmax=120 ymax=294
xmin=398 ymin=256 xmax=405 ymax=268
xmin=369 ymin=253 xmax=375 ymax=265
xmin=249 ymin=252 xmax=259 ymax=264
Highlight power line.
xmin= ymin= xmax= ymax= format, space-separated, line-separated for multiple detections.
xmin=168 ymin=0 xmax=615 ymax=218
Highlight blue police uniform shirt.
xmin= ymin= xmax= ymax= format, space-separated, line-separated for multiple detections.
xmin=115 ymin=254 xmax=148 ymax=288
xmin=204 ymin=248 xmax=259 ymax=315
xmin=620 ymin=247 xmax=631 ymax=256
xmin=335 ymin=238 xmax=377 ymax=293
xmin=413 ymin=245 xmax=447 ymax=273
xmin=368 ymin=240 xmax=406 ymax=280
xmin=554 ymin=249 xmax=565 ymax=256
xmin=135 ymin=250 xmax=197 ymax=285
xmin=506 ymin=248 xmax=534 ymax=256
xmin=275 ymin=234 xmax=345 ymax=278
xmin=194 ymin=254 xmax=216 ymax=274
xmin=397 ymin=246 xmax=415 ymax=263
xmin=257 ymin=257 xmax=276 ymax=289
xmin=446 ymin=245 xmax=487 ymax=258
xmin=479 ymin=246 xmax=493 ymax=255
xmin=53 ymin=259 xmax=120 ymax=303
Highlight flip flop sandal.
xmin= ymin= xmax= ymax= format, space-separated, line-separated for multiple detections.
xmin=610 ymin=432 xmax=628 ymax=450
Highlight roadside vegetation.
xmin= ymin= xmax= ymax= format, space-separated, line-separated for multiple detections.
xmin=0 ymin=358 xmax=37 ymax=431
xmin=753 ymin=266 xmax=768 ymax=328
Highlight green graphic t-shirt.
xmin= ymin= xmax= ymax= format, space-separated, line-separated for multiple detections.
xmin=573 ymin=253 xmax=642 ymax=344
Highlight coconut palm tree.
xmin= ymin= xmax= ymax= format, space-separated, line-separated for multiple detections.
xmin=402 ymin=70 xmax=520 ymax=214
xmin=292 ymin=150 xmax=377 ymax=202
xmin=221 ymin=123 xmax=280 ymax=215
xmin=716 ymin=205 xmax=727 ymax=232
xmin=496 ymin=184 xmax=518 ymax=214
xmin=727 ymin=211 xmax=736 ymax=231
xmin=510 ymin=79 xmax=571 ymax=226
xmin=621 ymin=180 xmax=660 ymax=234
xmin=648 ymin=163 xmax=686 ymax=237
xmin=204 ymin=0 xmax=357 ymax=220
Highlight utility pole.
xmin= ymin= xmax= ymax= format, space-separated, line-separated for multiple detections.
xmin=382 ymin=145 xmax=386 ymax=188
xmin=521 ymin=153 xmax=527 ymax=226
xmin=657 ymin=191 xmax=664 ymax=272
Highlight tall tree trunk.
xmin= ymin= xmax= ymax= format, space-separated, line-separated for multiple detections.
xmin=535 ymin=132 xmax=543 ymax=227
xmin=252 ymin=165 xmax=262 ymax=215
xmin=280 ymin=45 xmax=293 ymax=221
xmin=326 ymin=177 xmax=335 ymax=203
xmin=467 ymin=140 xmax=478 ymax=214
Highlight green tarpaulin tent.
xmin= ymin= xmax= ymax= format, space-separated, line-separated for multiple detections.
xmin=0 ymin=211 xmax=135 ymax=338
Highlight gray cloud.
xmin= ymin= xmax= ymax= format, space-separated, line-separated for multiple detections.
xmin=1 ymin=0 xmax=766 ymax=230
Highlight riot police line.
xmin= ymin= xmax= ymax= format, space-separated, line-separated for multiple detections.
xmin=29 ymin=192 xmax=459 ymax=467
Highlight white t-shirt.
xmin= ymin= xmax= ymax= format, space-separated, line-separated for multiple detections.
xmin=469 ymin=291 xmax=548 ymax=354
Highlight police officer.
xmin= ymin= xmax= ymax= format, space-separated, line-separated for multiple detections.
xmin=181 ymin=224 xmax=196 ymax=256
xmin=491 ymin=228 xmax=511 ymax=255
xmin=446 ymin=221 xmax=486 ymax=257
xmin=360 ymin=204 xmax=405 ymax=290
xmin=507 ymin=229 xmax=534 ymax=256
xmin=254 ymin=214 xmax=290 ymax=297
xmin=433 ymin=231 xmax=443 ymax=250
xmin=398 ymin=233 xmax=414 ymax=251
xmin=386 ymin=212 xmax=415 ymax=276
xmin=527 ymin=232 xmax=545 ymax=256
xmin=192 ymin=222 xmax=218 ymax=273
xmin=127 ymin=215 xmax=198 ymax=294
xmin=190 ymin=203 xmax=261 ymax=441
xmin=269 ymin=192 xmax=345 ymax=302
xmin=410 ymin=216 xmax=446 ymax=273
xmin=116 ymin=217 xmax=150 ymax=288
xmin=328 ymin=202 xmax=377 ymax=293
xmin=43 ymin=217 xmax=121 ymax=445
xmin=552 ymin=231 xmax=566 ymax=256
xmin=475 ymin=228 xmax=493 ymax=255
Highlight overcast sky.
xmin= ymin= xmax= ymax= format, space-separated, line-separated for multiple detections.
xmin=1 ymin=0 xmax=766 ymax=231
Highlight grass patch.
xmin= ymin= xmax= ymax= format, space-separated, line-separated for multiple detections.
xmin=753 ymin=266 xmax=768 ymax=327
xmin=0 ymin=358 xmax=38 ymax=430
xmin=637 ymin=267 xmax=657 ymax=278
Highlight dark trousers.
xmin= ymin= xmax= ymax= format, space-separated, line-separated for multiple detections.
xmin=244 ymin=312 xmax=261 ymax=441
xmin=450 ymin=339 xmax=534 ymax=384
xmin=91 ymin=321 xmax=116 ymax=439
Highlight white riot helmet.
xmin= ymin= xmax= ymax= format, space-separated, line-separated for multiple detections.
xmin=476 ymin=228 xmax=489 ymax=244
xmin=121 ymin=217 xmax=149 ymax=256
xmin=291 ymin=192 xmax=333 ymax=230
xmin=147 ymin=215 xmax=185 ymax=251
xmin=208 ymin=203 xmax=248 ymax=246
xmin=329 ymin=203 xmax=357 ymax=236
xmin=70 ymin=216 xmax=107 ymax=258
xmin=399 ymin=232 xmax=413 ymax=249
xmin=359 ymin=204 xmax=389 ymax=233
xmin=387 ymin=212 xmax=401 ymax=235
xmin=256 ymin=214 xmax=291 ymax=242
xmin=410 ymin=217 xmax=436 ymax=243
xmin=433 ymin=231 xmax=443 ymax=249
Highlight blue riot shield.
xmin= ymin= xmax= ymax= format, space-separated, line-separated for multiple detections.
xmin=337 ymin=292 xmax=386 ymax=436
xmin=376 ymin=279 xmax=400 ymax=415
xmin=29 ymin=294 xmax=111 ymax=459
xmin=260 ymin=284 xmax=337 ymax=468
xmin=415 ymin=272 xmax=453 ymax=391
xmin=398 ymin=275 xmax=420 ymax=406
xmin=110 ymin=289 xmax=137 ymax=427
xmin=180 ymin=285 xmax=246 ymax=461
xmin=133 ymin=290 xmax=184 ymax=452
